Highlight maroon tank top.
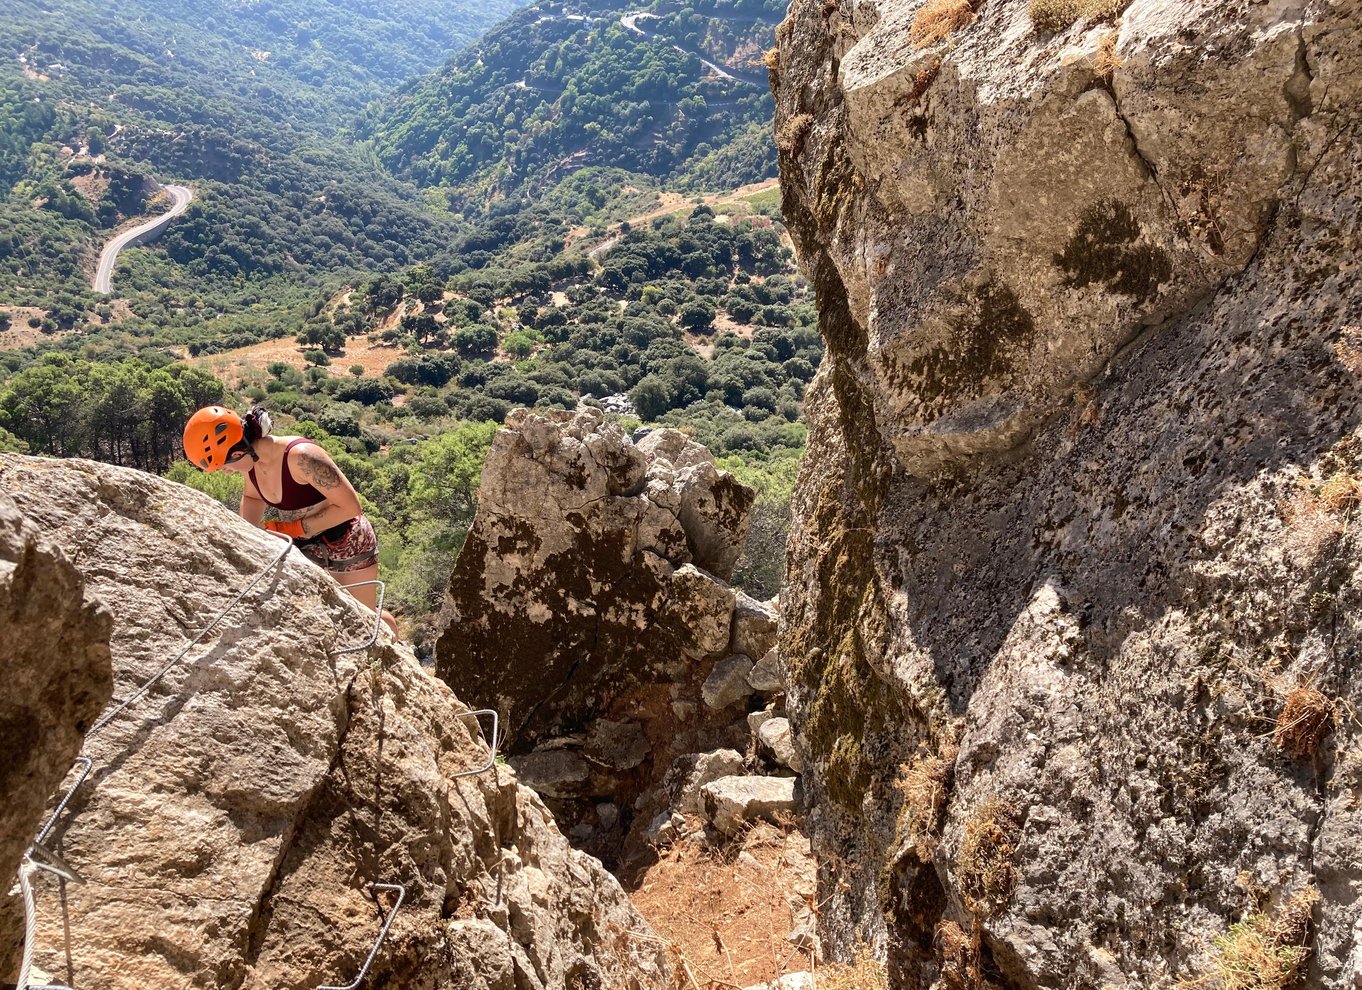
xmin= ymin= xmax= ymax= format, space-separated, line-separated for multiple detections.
xmin=250 ymin=438 xmax=327 ymax=510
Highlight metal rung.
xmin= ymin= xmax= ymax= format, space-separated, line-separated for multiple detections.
xmin=331 ymin=580 xmax=386 ymax=657
xmin=451 ymin=710 xmax=500 ymax=779
xmin=317 ymin=883 xmax=406 ymax=990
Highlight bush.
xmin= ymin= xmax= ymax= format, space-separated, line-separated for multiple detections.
xmin=334 ymin=377 xmax=395 ymax=405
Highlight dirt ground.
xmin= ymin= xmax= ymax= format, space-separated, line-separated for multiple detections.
xmin=188 ymin=334 xmax=407 ymax=383
xmin=627 ymin=820 xmax=818 ymax=989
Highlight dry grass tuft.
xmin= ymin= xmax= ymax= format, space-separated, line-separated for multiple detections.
xmin=776 ymin=112 xmax=814 ymax=156
xmin=1334 ymin=326 xmax=1362 ymax=377
xmin=1094 ymin=30 xmax=1123 ymax=79
xmin=763 ymin=46 xmax=781 ymax=71
xmin=910 ymin=0 xmax=979 ymax=48
xmin=1277 ymin=471 xmax=1359 ymax=563
xmin=957 ymin=798 xmax=1021 ymax=917
xmin=895 ymin=742 xmax=958 ymax=857
xmin=1273 ymin=686 xmax=1335 ymax=760
xmin=1030 ymin=0 xmax=1129 ymax=32
xmin=934 ymin=919 xmax=975 ymax=989
xmin=817 ymin=942 xmax=889 ymax=990
xmin=1187 ymin=889 xmax=1319 ymax=990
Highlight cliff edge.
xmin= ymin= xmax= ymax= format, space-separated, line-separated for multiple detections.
xmin=771 ymin=0 xmax=1362 ymax=985
xmin=0 ymin=454 xmax=670 ymax=990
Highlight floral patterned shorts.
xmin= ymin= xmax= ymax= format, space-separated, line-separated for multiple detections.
xmin=298 ymin=514 xmax=378 ymax=574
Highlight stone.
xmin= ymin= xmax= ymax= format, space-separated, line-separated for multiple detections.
xmin=0 ymin=493 xmax=113 ymax=976
xmin=667 ymin=749 xmax=746 ymax=815
xmin=732 ymin=592 xmax=779 ymax=660
xmin=746 ymin=648 xmax=786 ymax=693
xmin=644 ymin=810 xmax=685 ymax=847
xmin=509 ymin=749 xmax=593 ymax=798
xmin=671 ymin=701 xmax=697 ymax=722
xmin=596 ymin=802 xmax=620 ymax=831
xmin=757 ymin=717 xmax=804 ymax=773
xmin=584 ymin=719 xmax=649 ymax=771
xmin=700 ymin=776 xmax=798 ymax=836
xmin=744 ymin=974 xmax=814 ymax=990
xmin=747 ymin=708 xmax=777 ymax=737
xmin=433 ymin=409 xmax=753 ymax=748
xmin=702 ymin=655 xmax=755 ymax=710
xmin=773 ymin=0 xmax=1362 ymax=979
xmin=668 ymin=565 xmax=737 ymax=658
xmin=0 ymin=455 xmax=671 ymax=990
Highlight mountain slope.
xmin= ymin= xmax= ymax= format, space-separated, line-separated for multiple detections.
xmin=362 ymin=0 xmax=781 ymax=210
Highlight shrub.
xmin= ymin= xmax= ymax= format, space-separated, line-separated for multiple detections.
xmin=1029 ymin=0 xmax=1129 ymax=33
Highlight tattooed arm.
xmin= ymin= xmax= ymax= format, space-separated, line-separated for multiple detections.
xmin=277 ymin=443 xmax=364 ymax=537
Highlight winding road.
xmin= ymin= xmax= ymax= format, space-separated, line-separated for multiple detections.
xmin=620 ymin=11 xmax=769 ymax=87
xmin=94 ymin=183 xmax=193 ymax=295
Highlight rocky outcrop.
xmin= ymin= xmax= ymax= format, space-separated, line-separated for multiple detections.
xmin=0 ymin=494 xmax=112 ymax=980
xmin=773 ymin=0 xmax=1362 ymax=985
xmin=0 ymin=455 xmax=669 ymax=990
xmin=435 ymin=407 xmax=754 ymax=749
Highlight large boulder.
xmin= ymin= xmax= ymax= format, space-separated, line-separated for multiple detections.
xmin=774 ymin=0 xmax=1362 ymax=983
xmin=0 ymin=494 xmax=112 ymax=980
xmin=0 ymin=455 xmax=670 ymax=990
xmin=701 ymin=776 xmax=799 ymax=836
xmin=434 ymin=408 xmax=753 ymax=748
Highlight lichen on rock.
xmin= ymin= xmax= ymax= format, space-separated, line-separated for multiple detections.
xmin=773 ymin=0 xmax=1362 ymax=984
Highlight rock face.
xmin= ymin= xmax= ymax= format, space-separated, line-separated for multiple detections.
xmin=773 ymin=0 xmax=1362 ymax=985
xmin=435 ymin=407 xmax=754 ymax=749
xmin=0 ymin=455 xmax=669 ymax=990
xmin=0 ymin=494 xmax=113 ymax=979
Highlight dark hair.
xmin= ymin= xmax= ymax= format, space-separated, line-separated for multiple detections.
xmin=242 ymin=406 xmax=273 ymax=443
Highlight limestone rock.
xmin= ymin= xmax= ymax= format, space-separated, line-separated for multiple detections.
xmin=669 ymin=564 xmax=737 ymax=658
xmin=747 ymin=708 xmax=777 ymax=737
xmin=774 ymin=0 xmax=1362 ymax=981
xmin=757 ymin=717 xmax=804 ymax=773
xmin=746 ymin=648 xmax=786 ymax=693
xmin=667 ymin=749 xmax=746 ymax=815
xmin=509 ymin=749 xmax=593 ymax=798
xmin=0 ymin=493 xmax=113 ymax=978
xmin=0 ymin=455 xmax=670 ymax=990
xmin=732 ymin=592 xmax=779 ymax=659
xmin=434 ymin=408 xmax=753 ymax=748
xmin=584 ymin=718 xmax=650 ymax=771
xmin=701 ymin=776 xmax=798 ymax=836
xmin=702 ymin=655 xmax=755 ymax=710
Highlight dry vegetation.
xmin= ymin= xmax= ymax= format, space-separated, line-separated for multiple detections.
xmin=813 ymin=943 xmax=890 ymax=989
xmin=1277 ymin=469 xmax=1360 ymax=563
xmin=957 ymin=798 xmax=1021 ymax=918
xmin=910 ymin=0 xmax=980 ymax=48
xmin=894 ymin=742 xmax=958 ymax=858
xmin=1029 ymin=0 xmax=1128 ymax=33
xmin=1273 ymin=686 xmax=1335 ymax=760
xmin=1185 ymin=889 xmax=1318 ymax=990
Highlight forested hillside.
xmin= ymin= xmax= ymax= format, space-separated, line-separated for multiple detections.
xmin=0 ymin=0 xmax=525 ymax=350
xmin=362 ymin=0 xmax=781 ymax=209
xmin=0 ymin=0 xmax=801 ymax=643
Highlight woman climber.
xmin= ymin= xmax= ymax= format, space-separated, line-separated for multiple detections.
xmin=182 ymin=405 xmax=399 ymax=639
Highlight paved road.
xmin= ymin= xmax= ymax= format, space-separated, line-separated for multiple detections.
xmin=93 ymin=183 xmax=193 ymax=295
xmin=620 ymin=11 xmax=766 ymax=86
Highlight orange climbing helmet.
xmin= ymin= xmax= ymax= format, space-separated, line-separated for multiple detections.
xmin=183 ymin=406 xmax=246 ymax=471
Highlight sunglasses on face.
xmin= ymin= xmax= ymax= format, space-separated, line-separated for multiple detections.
xmin=225 ymin=448 xmax=250 ymax=465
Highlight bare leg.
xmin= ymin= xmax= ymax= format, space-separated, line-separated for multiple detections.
xmin=336 ymin=563 xmax=400 ymax=640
